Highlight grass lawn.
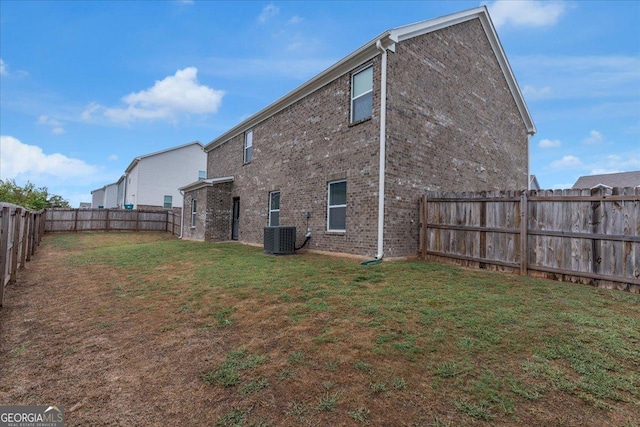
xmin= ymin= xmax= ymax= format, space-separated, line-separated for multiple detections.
xmin=1 ymin=232 xmax=639 ymax=426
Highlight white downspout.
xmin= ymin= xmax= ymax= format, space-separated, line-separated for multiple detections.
xmin=376 ymin=40 xmax=388 ymax=259
xmin=527 ymin=134 xmax=532 ymax=190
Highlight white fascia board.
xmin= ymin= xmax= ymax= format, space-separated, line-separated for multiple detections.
xmin=590 ymin=183 xmax=613 ymax=190
xmin=204 ymin=34 xmax=395 ymax=152
xmin=179 ymin=176 xmax=235 ymax=192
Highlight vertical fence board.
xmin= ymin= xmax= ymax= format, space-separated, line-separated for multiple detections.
xmin=420 ymin=188 xmax=640 ymax=292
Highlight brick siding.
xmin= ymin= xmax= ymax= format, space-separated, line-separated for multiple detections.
xmin=201 ymin=17 xmax=529 ymax=258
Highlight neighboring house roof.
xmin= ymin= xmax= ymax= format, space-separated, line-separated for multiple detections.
xmin=572 ymin=171 xmax=640 ymax=189
xmin=179 ymin=176 xmax=235 ymax=193
xmin=125 ymin=141 xmax=203 ymax=174
xmin=204 ymin=6 xmax=535 ymax=152
xmin=91 ymin=181 xmax=118 ymax=194
xmin=529 ymin=175 xmax=541 ymax=191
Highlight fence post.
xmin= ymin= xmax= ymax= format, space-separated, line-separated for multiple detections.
xmin=20 ymin=210 xmax=29 ymax=269
xmin=520 ymin=191 xmax=528 ymax=276
xmin=26 ymin=213 xmax=34 ymax=261
xmin=0 ymin=207 xmax=10 ymax=307
xmin=479 ymin=197 xmax=487 ymax=268
xmin=418 ymin=195 xmax=426 ymax=259
xmin=590 ymin=188 xmax=602 ymax=277
xmin=105 ymin=209 xmax=110 ymax=231
xmin=74 ymin=208 xmax=79 ymax=232
xmin=10 ymin=208 xmax=22 ymax=285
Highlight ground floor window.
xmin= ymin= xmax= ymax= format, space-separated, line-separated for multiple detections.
xmin=163 ymin=195 xmax=172 ymax=209
xmin=327 ymin=180 xmax=346 ymax=231
xmin=190 ymin=199 xmax=197 ymax=227
xmin=269 ymin=191 xmax=280 ymax=226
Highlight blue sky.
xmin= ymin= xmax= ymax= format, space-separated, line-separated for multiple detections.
xmin=1 ymin=0 xmax=638 ymax=207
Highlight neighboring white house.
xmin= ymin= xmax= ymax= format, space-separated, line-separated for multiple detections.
xmin=104 ymin=182 xmax=118 ymax=208
xmin=91 ymin=187 xmax=106 ymax=208
xmin=90 ymin=182 xmax=119 ymax=208
xmin=123 ymin=141 xmax=207 ymax=210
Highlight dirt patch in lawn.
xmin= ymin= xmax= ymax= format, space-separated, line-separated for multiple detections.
xmin=1 ymin=233 xmax=638 ymax=426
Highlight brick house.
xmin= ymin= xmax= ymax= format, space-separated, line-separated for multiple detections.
xmin=180 ymin=7 xmax=536 ymax=259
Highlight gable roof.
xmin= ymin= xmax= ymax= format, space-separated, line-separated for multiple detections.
xmin=572 ymin=171 xmax=640 ymax=189
xmin=204 ymin=6 xmax=535 ymax=152
xmin=125 ymin=141 xmax=203 ymax=173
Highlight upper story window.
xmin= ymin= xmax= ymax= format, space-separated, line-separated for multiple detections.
xmin=244 ymin=130 xmax=253 ymax=164
xmin=163 ymin=195 xmax=172 ymax=209
xmin=327 ymin=180 xmax=346 ymax=232
xmin=351 ymin=65 xmax=373 ymax=123
xmin=268 ymin=191 xmax=280 ymax=227
xmin=198 ymin=170 xmax=206 ymax=180
xmin=190 ymin=199 xmax=197 ymax=227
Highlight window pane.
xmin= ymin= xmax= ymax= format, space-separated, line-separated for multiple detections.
xmin=245 ymin=146 xmax=253 ymax=163
xmin=270 ymin=192 xmax=280 ymax=210
xmin=352 ymin=92 xmax=373 ymax=122
xmin=270 ymin=211 xmax=280 ymax=227
xmin=353 ymin=67 xmax=373 ymax=98
xmin=329 ymin=181 xmax=347 ymax=206
xmin=329 ymin=206 xmax=346 ymax=230
xmin=198 ymin=170 xmax=206 ymax=180
xmin=245 ymin=130 xmax=253 ymax=147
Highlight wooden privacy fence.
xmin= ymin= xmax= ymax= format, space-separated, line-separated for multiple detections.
xmin=1 ymin=203 xmax=45 ymax=307
xmin=419 ymin=187 xmax=640 ymax=293
xmin=45 ymin=208 xmax=182 ymax=236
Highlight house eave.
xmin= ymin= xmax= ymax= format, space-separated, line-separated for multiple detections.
xmin=204 ymin=33 xmax=395 ymax=152
xmin=179 ymin=176 xmax=235 ymax=192
xmin=204 ymin=6 xmax=536 ymax=153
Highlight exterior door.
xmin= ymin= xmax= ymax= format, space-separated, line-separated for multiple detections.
xmin=231 ymin=197 xmax=240 ymax=240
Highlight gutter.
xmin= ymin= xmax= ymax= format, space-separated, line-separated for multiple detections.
xmin=375 ymin=40 xmax=388 ymax=260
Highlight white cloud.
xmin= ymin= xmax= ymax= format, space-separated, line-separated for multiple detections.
xmin=259 ymin=4 xmax=279 ymax=23
xmin=288 ymin=15 xmax=303 ymax=25
xmin=201 ymin=57 xmax=335 ymax=81
xmin=522 ymin=84 xmax=552 ymax=99
xmin=538 ymin=138 xmax=561 ymax=149
xmin=37 ymin=115 xmax=65 ymax=134
xmin=82 ymin=67 xmax=224 ymax=124
xmin=0 ymin=58 xmax=6 ymax=76
xmin=590 ymin=168 xmax=622 ymax=175
xmin=550 ymin=155 xmax=582 ymax=169
xmin=583 ymin=130 xmax=604 ymax=145
xmin=108 ymin=154 xmax=119 ymax=162
xmin=0 ymin=135 xmax=98 ymax=181
xmin=512 ymin=55 xmax=640 ymax=103
xmin=486 ymin=0 xmax=566 ymax=28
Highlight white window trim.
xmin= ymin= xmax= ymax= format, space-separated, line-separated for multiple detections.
xmin=327 ymin=180 xmax=346 ymax=232
xmin=190 ymin=199 xmax=197 ymax=228
xmin=268 ymin=191 xmax=280 ymax=227
xmin=350 ymin=65 xmax=373 ymax=123
xmin=244 ymin=130 xmax=253 ymax=164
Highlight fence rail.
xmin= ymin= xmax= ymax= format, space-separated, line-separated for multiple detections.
xmin=45 ymin=208 xmax=182 ymax=235
xmin=419 ymin=187 xmax=640 ymax=293
xmin=1 ymin=203 xmax=45 ymax=307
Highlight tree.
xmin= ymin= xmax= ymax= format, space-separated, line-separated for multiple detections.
xmin=0 ymin=179 xmax=70 ymax=210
